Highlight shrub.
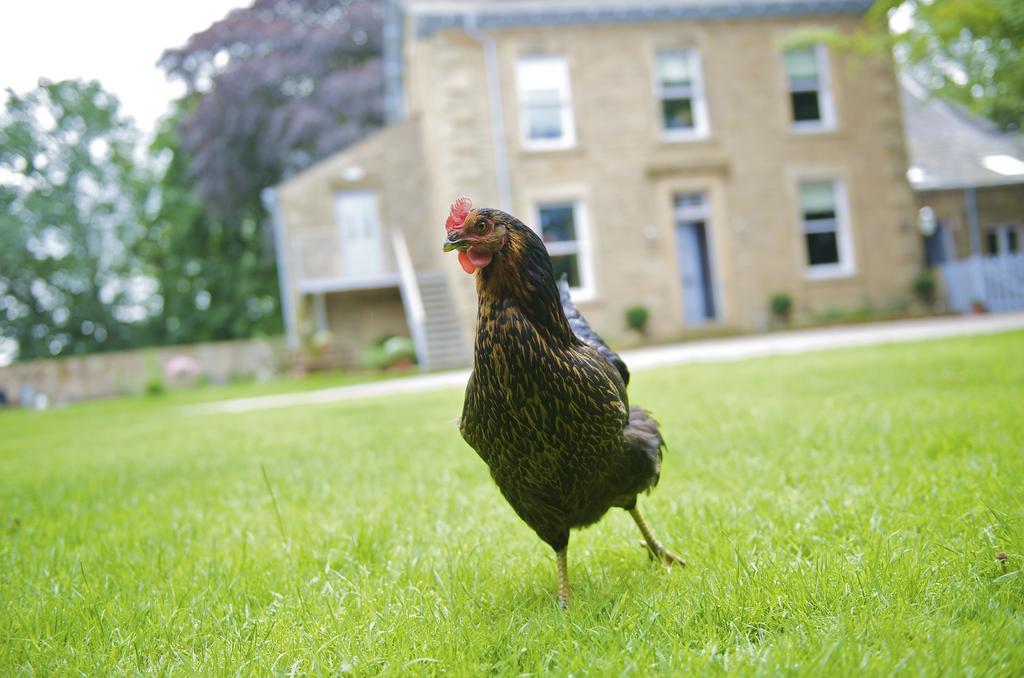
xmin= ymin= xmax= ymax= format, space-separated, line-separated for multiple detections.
xmin=625 ymin=306 xmax=650 ymax=335
xmin=382 ymin=336 xmax=416 ymax=367
xmin=819 ymin=306 xmax=845 ymax=323
xmin=769 ymin=292 xmax=793 ymax=323
xmin=364 ymin=335 xmax=417 ymax=370
xmin=912 ymin=271 xmax=937 ymax=307
xmin=306 ymin=329 xmax=333 ymax=357
xmin=849 ymin=304 xmax=874 ymax=322
xmin=144 ymin=375 xmax=165 ymax=397
xmin=144 ymin=354 xmax=165 ymax=396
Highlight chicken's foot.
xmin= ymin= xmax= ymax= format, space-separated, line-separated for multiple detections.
xmin=629 ymin=507 xmax=685 ymax=568
xmin=556 ymin=547 xmax=571 ymax=609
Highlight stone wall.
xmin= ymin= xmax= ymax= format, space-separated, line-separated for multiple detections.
xmin=0 ymin=338 xmax=285 ymax=407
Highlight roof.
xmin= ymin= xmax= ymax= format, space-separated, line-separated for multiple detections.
xmin=902 ymin=79 xmax=1024 ymax=191
xmin=405 ymin=0 xmax=875 ymax=37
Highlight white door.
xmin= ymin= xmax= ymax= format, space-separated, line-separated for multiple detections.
xmin=676 ymin=222 xmax=707 ymax=325
xmin=673 ymin=192 xmax=716 ymax=325
xmin=334 ymin=190 xmax=383 ymax=278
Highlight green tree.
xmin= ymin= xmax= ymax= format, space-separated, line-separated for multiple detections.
xmin=137 ymin=100 xmax=280 ymax=345
xmin=0 ymin=79 xmax=152 ymax=361
xmin=158 ymin=0 xmax=384 ymax=217
xmin=873 ymin=0 xmax=1024 ymax=131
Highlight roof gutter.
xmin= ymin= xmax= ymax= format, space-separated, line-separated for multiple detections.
xmin=462 ymin=13 xmax=512 ymax=212
xmin=911 ymin=177 xmax=1024 ymax=192
xmin=415 ymin=1 xmax=876 ymax=38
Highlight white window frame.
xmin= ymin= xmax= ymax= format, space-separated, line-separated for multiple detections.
xmin=985 ymin=224 xmax=1024 ymax=256
xmin=784 ymin=43 xmax=836 ymax=133
xmin=516 ymin=54 xmax=576 ymax=151
xmin=654 ymin=48 xmax=710 ymax=141
xmin=799 ymin=179 xmax=856 ymax=279
xmin=532 ymin=200 xmax=596 ymax=301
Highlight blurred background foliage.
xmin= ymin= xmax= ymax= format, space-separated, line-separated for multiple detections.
xmin=2 ymin=0 xmax=386 ymax=361
xmin=0 ymin=80 xmax=151 ymax=360
xmin=873 ymin=0 xmax=1023 ymax=131
xmin=140 ymin=99 xmax=281 ymax=346
xmin=1 ymin=0 xmax=1020 ymax=363
xmin=157 ymin=0 xmax=385 ymax=217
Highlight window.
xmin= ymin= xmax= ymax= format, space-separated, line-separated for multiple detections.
xmin=535 ymin=201 xmax=593 ymax=298
xmin=799 ymin=180 xmax=854 ymax=277
xmin=985 ymin=224 xmax=1024 ymax=256
xmin=516 ymin=55 xmax=576 ymax=150
xmin=783 ymin=44 xmax=835 ymax=130
xmin=655 ymin=48 xmax=709 ymax=139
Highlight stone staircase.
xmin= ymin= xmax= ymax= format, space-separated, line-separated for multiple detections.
xmin=416 ymin=271 xmax=469 ymax=369
xmin=390 ymin=230 xmax=469 ymax=370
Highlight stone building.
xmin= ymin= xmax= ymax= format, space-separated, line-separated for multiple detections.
xmin=267 ymin=0 xmax=922 ymax=368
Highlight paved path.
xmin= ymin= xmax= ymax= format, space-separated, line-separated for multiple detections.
xmin=189 ymin=311 xmax=1024 ymax=415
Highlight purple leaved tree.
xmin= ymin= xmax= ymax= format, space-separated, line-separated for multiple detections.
xmin=159 ymin=0 xmax=386 ymax=218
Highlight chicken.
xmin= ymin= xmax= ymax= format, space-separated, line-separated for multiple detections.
xmin=442 ymin=196 xmax=683 ymax=607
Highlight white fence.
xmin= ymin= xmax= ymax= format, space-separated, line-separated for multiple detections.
xmin=940 ymin=253 xmax=1024 ymax=313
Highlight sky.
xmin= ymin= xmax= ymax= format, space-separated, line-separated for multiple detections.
xmin=1 ymin=0 xmax=249 ymax=134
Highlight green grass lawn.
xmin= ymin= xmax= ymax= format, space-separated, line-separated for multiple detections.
xmin=2 ymin=332 xmax=1022 ymax=675
xmin=157 ymin=366 xmax=417 ymax=406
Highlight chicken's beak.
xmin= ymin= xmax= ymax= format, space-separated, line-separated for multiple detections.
xmin=443 ymin=233 xmax=469 ymax=252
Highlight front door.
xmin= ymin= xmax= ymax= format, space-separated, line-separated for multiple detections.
xmin=334 ymin=190 xmax=383 ymax=278
xmin=674 ymin=193 xmax=717 ymax=325
xmin=923 ymin=220 xmax=954 ymax=266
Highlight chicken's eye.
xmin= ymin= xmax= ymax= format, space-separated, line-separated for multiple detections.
xmin=475 ymin=220 xmax=488 ymax=233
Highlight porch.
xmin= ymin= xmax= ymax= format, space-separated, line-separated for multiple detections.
xmin=940 ymin=253 xmax=1024 ymax=313
xmin=267 ymin=182 xmax=469 ymax=371
xmin=301 ymin=228 xmax=468 ymax=370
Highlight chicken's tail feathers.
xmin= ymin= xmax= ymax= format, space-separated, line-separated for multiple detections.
xmin=558 ymin=275 xmax=631 ymax=385
xmin=623 ymin=406 xmax=665 ymax=493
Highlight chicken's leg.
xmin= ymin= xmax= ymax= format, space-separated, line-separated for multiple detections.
xmin=556 ymin=547 xmax=571 ymax=608
xmin=629 ymin=506 xmax=685 ymax=567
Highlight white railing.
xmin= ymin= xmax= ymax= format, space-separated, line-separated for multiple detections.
xmin=292 ymin=232 xmax=400 ymax=294
xmin=940 ymin=253 xmax=1024 ymax=312
xmin=391 ymin=229 xmax=430 ymax=369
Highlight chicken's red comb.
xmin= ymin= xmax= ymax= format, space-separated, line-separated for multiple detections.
xmin=445 ymin=196 xmax=473 ymax=234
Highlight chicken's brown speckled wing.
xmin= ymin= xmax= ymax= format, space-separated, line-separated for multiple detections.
xmin=558 ymin=278 xmax=630 ymax=386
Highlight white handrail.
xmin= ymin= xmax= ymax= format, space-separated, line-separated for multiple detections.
xmin=391 ymin=229 xmax=430 ymax=369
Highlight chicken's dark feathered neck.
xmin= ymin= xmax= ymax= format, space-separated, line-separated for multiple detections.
xmin=476 ymin=214 xmax=576 ymax=346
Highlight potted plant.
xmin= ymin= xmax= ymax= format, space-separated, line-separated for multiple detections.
xmin=364 ymin=335 xmax=418 ymax=371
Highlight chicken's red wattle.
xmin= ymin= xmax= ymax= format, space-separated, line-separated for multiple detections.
xmin=459 ymin=246 xmax=493 ymax=274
